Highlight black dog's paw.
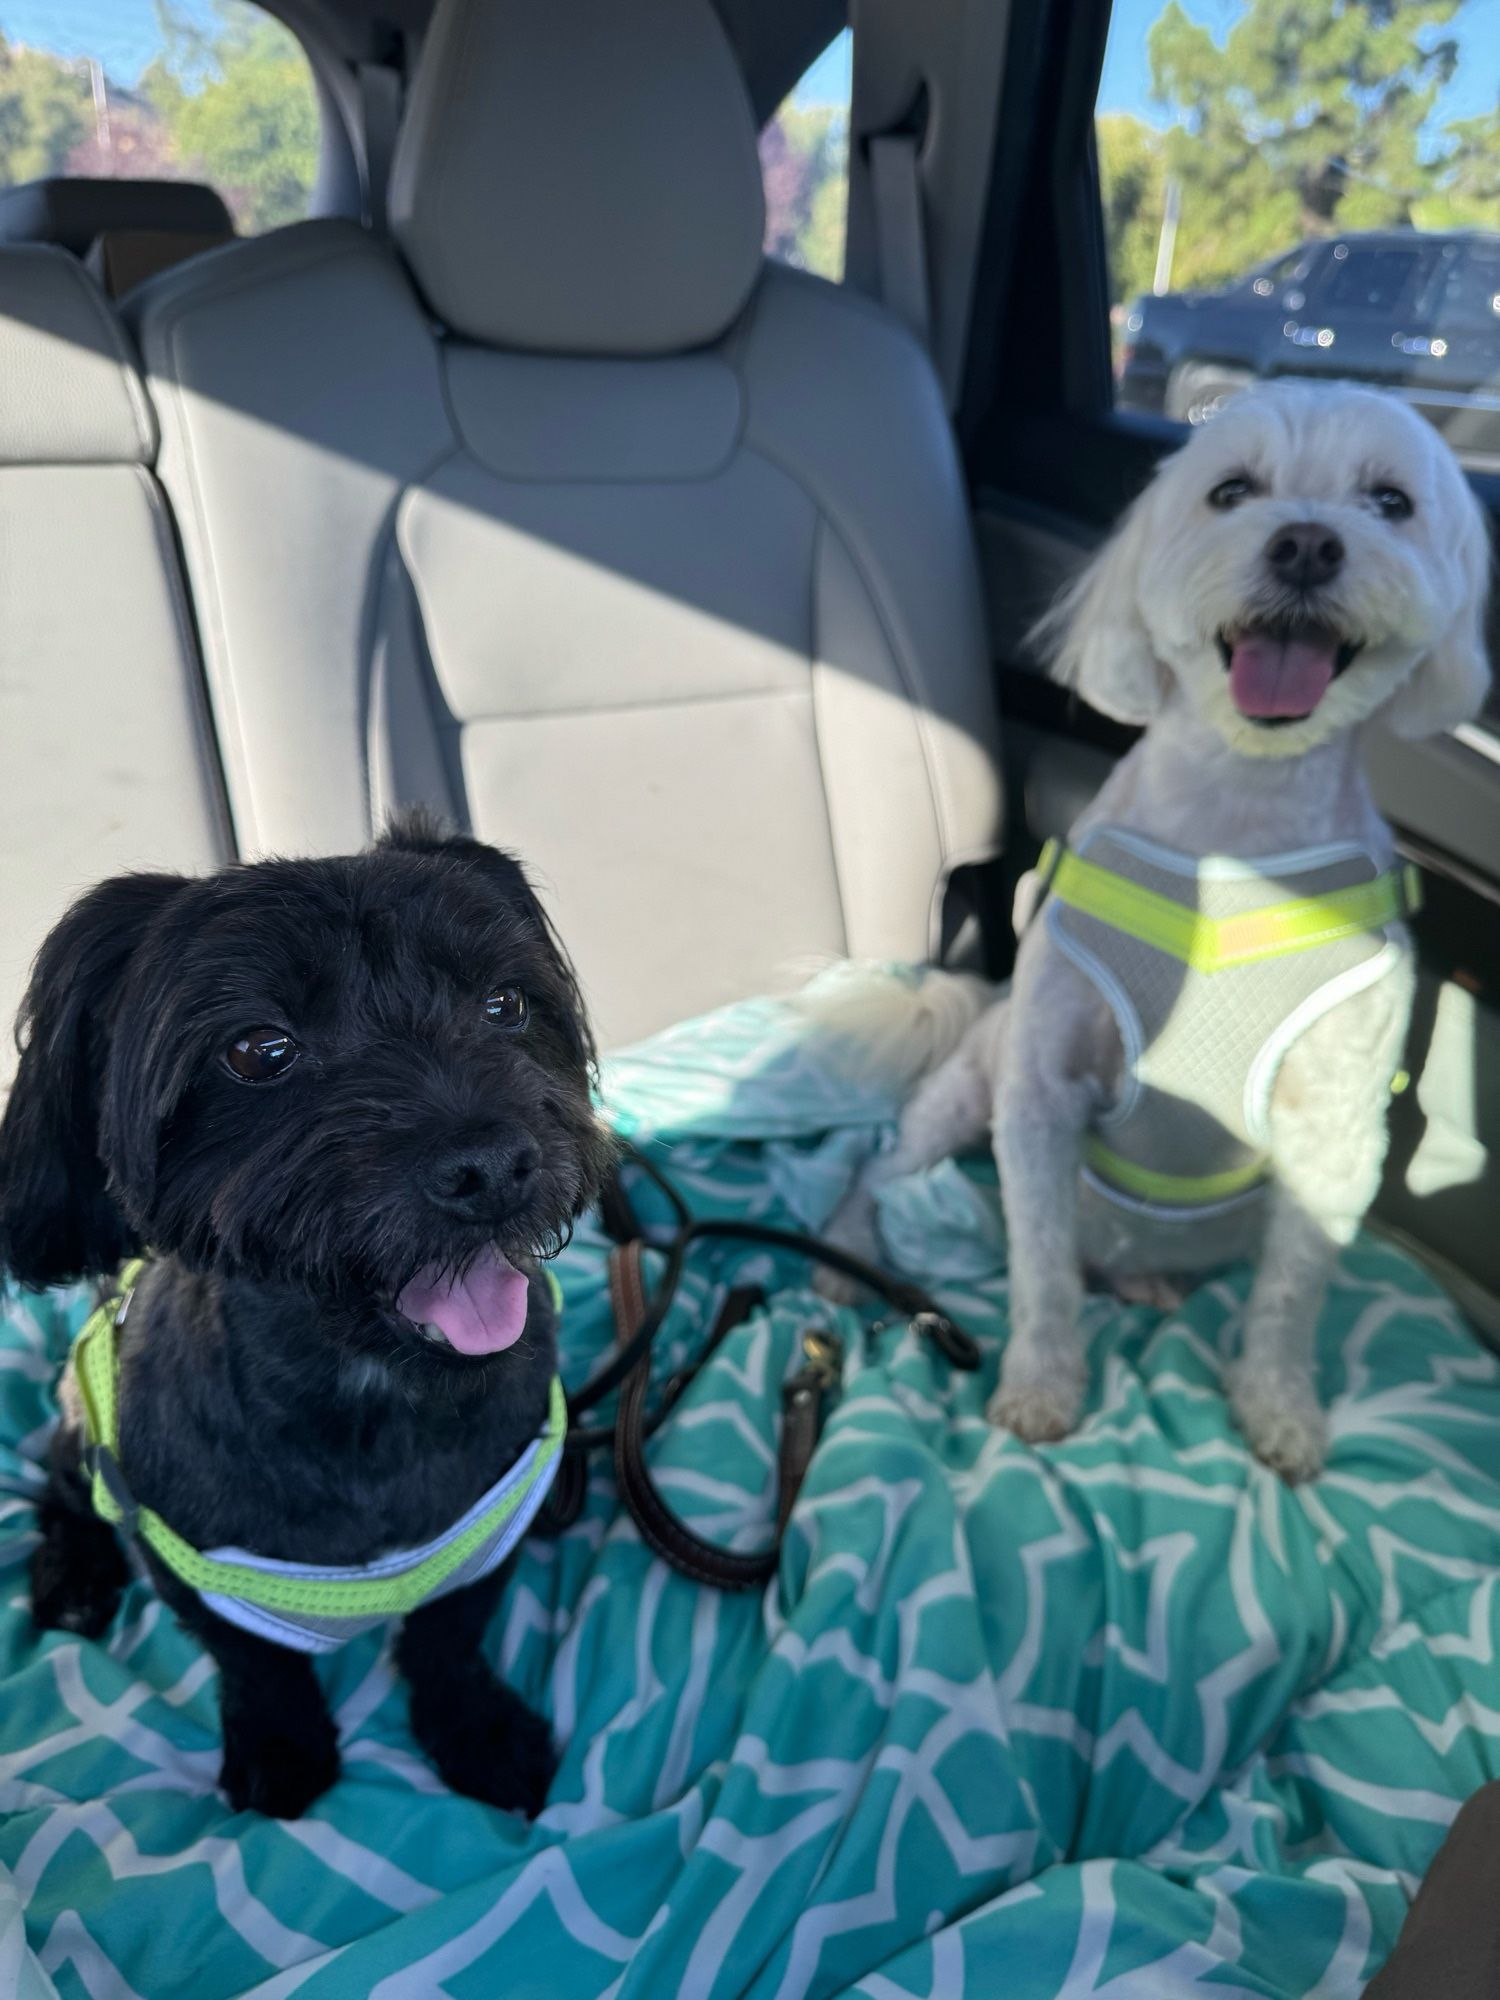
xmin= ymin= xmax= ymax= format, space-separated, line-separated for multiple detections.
xmin=221 ymin=1716 xmax=340 ymax=1820
xmin=414 ymin=1674 xmax=556 ymax=1816
xmin=30 ymin=1525 xmax=128 ymax=1639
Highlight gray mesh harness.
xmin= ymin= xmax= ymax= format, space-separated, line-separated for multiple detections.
xmin=1039 ymin=827 xmax=1418 ymax=1219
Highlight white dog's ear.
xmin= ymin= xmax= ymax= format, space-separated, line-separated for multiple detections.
xmin=1031 ymin=485 xmax=1168 ymax=725
xmin=1381 ymin=482 xmax=1493 ymax=739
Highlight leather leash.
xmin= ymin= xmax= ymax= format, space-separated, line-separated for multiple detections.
xmin=540 ymin=1147 xmax=981 ymax=1591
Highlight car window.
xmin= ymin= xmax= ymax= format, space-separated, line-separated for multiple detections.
xmin=759 ymin=27 xmax=850 ymax=282
xmin=1095 ymin=0 xmax=1500 ymax=469
xmin=1239 ymin=246 xmax=1314 ymax=298
xmin=0 ymin=1 xmax=320 ymax=233
xmin=1315 ymin=242 xmax=1433 ymax=314
xmin=1426 ymin=240 xmax=1500 ymax=332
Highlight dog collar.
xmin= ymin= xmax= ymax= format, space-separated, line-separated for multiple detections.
xmin=72 ymin=1261 xmax=567 ymax=1654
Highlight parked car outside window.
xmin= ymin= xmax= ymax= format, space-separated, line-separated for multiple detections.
xmin=1097 ymin=0 xmax=1500 ymax=472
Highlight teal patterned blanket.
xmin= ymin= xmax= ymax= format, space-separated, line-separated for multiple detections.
xmin=3 ymin=974 xmax=1500 ymax=1998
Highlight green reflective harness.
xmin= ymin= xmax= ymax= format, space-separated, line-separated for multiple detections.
xmin=73 ymin=1261 xmax=567 ymax=1654
xmin=1036 ymin=830 xmax=1420 ymax=1217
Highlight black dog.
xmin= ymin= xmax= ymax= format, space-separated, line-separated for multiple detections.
xmin=0 ymin=818 xmax=611 ymax=1819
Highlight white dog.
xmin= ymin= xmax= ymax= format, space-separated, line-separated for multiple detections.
xmin=824 ymin=382 xmax=1491 ymax=1480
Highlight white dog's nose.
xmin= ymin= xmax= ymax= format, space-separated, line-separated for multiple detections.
xmin=1266 ymin=521 xmax=1344 ymax=589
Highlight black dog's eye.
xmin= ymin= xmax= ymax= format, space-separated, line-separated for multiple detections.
xmin=223 ymin=1028 xmax=301 ymax=1083
xmin=484 ymin=986 xmax=528 ymax=1029
xmin=1208 ymin=474 xmax=1258 ymax=510
xmin=1368 ymin=484 xmax=1414 ymax=522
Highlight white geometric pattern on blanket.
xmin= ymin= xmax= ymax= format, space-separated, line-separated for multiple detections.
xmin=0 ymin=975 xmax=1498 ymax=1997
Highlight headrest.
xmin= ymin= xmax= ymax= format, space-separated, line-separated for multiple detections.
xmin=86 ymin=226 xmax=235 ymax=301
xmin=388 ymin=0 xmax=766 ymax=356
xmin=0 ymin=178 xmax=233 ymax=258
xmin=0 ymin=247 xmax=156 ymax=465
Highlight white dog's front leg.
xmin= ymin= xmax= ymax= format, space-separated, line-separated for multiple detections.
xmin=1231 ymin=963 xmax=1413 ymax=1482
xmin=989 ymin=1070 xmax=1095 ymax=1442
xmin=1229 ymin=1186 xmax=1338 ymax=1482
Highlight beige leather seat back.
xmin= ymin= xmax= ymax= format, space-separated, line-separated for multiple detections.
xmin=0 ymin=249 xmax=230 ymax=1086
xmin=132 ymin=0 xmax=1003 ymax=1047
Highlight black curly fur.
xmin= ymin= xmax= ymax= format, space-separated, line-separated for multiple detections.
xmin=1 ymin=818 xmax=613 ymax=1818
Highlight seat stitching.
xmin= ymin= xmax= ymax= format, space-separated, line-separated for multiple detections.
xmin=142 ymin=233 xmax=434 ymax=853
xmin=435 ymin=368 xmax=747 ymax=487
xmin=747 ymin=435 xmax=956 ymax=857
xmin=420 ymin=1 xmax=482 ymax=314
xmin=158 ymin=302 xmax=256 ymax=849
xmin=807 ymin=513 xmax=851 ymax=957
xmin=43 ymin=246 xmax=157 ymax=462
xmin=728 ymin=267 xmax=989 ymax=879
xmin=132 ymin=464 xmax=238 ymax=858
xmin=363 ymin=444 xmax=466 ymax=836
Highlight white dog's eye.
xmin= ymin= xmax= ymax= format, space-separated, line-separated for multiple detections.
xmin=1207 ymin=475 xmax=1258 ymax=510
xmin=1367 ymin=484 xmax=1414 ymax=523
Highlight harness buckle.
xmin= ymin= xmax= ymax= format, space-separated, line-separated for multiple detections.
xmin=86 ymin=1444 xmax=139 ymax=1539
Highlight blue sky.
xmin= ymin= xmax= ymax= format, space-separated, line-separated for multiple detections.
xmin=796 ymin=29 xmax=853 ymax=109
xmin=0 ymin=2 xmax=241 ymax=82
xmin=2 ymin=1 xmax=1492 ymax=130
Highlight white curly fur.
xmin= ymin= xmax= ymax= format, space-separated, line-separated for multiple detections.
xmin=825 ymin=383 xmax=1491 ymax=1480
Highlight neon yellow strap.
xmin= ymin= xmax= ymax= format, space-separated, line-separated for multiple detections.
xmin=1041 ymin=841 xmax=1420 ymax=974
xmin=1084 ymin=1137 xmax=1267 ymax=1207
xmin=73 ymin=1264 xmax=566 ymax=1620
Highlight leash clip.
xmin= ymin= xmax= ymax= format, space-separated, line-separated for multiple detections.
xmin=910 ymin=1309 xmax=981 ymax=1373
xmin=783 ymin=1329 xmax=844 ymax=1413
xmin=801 ymin=1329 xmax=843 ymax=1390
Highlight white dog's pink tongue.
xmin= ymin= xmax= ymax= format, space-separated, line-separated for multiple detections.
xmin=398 ymin=1250 xmax=530 ymax=1355
xmin=1228 ymin=632 xmax=1337 ymax=718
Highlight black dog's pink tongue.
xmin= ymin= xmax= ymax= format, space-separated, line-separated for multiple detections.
xmin=1228 ymin=631 xmax=1337 ymax=718
xmin=398 ymin=1250 xmax=529 ymax=1355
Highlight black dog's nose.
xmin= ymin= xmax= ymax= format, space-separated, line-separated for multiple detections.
xmin=422 ymin=1135 xmax=539 ymax=1221
xmin=1266 ymin=521 xmax=1344 ymax=589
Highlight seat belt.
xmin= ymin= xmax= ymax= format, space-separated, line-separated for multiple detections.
xmin=868 ymin=130 xmax=931 ymax=346
xmin=356 ymin=55 xmax=403 ymax=236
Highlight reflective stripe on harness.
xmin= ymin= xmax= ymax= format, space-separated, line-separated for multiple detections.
xmin=73 ymin=1263 xmax=566 ymax=1628
xmin=1083 ymin=1136 xmax=1268 ymax=1208
xmin=1037 ymin=839 xmax=1421 ymax=975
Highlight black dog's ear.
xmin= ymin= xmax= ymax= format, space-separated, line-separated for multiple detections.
xmin=0 ymin=873 xmax=189 ymax=1287
xmin=379 ymin=804 xmax=456 ymax=851
xmin=379 ymin=817 xmax=598 ymax=1073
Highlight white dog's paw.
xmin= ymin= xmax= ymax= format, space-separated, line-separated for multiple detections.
xmin=987 ymin=1362 xmax=1085 ymax=1444
xmin=1229 ymin=1367 xmax=1327 ymax=1484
